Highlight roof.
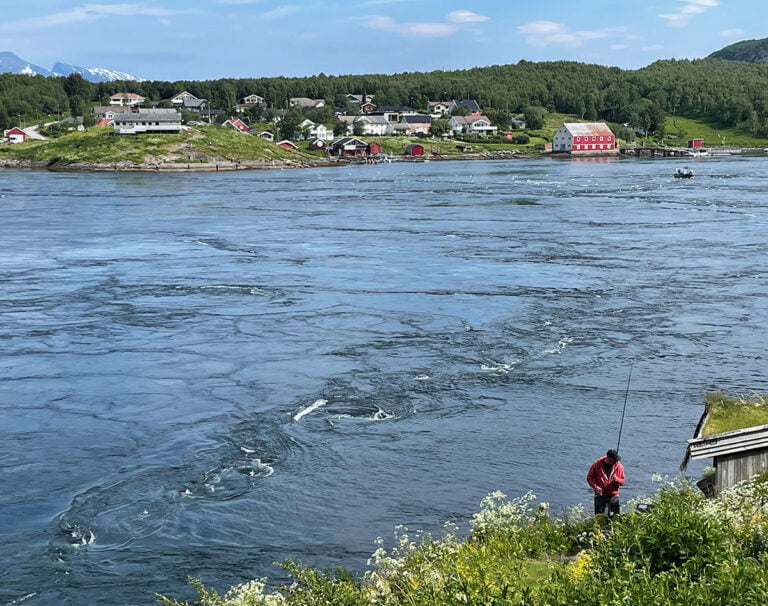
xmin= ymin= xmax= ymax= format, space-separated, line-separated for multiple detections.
xmin=687 ymin=424 xmax=768 ymax=460
xmin=223 ymin=118 xmax=249 ymax=132
xmin=112 ymin=109 xmax=181 ymax=123
xmin=451 ymin=115 xmax=490 ymax=125
xmin=452 ymin=99 xmax=481 ymax=112
xmin=402 ymin=115 xmax=432 ymax=124
xmin=111 ymin=92 xmax=145 ymax=99
xmin=561 ymin=122 xmax=614 ymax=137
xmin=6 ymin=127 xmax=25 ymax=135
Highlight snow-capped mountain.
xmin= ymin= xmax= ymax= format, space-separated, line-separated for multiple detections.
xmin=51 ymin=62 xmax=145 ymax=83
xmin=0 ymin=52 xmax=145 ymax=82
xmin=0 ymin=51 xmax=50 ymax=77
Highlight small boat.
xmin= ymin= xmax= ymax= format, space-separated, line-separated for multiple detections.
xmin=674 ymin=167 xmax=694 ymax=179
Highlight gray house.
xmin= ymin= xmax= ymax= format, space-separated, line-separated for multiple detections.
xmin=113 ymin=108 xmax=183 ymax=135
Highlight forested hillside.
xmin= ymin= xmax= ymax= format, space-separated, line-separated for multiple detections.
xmin=709 ymin=37 xmax=768 ymax=64
xmin=3 ymin=57 xmax=768 ymax=137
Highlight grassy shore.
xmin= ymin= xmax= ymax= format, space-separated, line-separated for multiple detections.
xmin=2 ymin=114 xmax=766 ymax=172
xmin=158 ymin=473 xmax=768 ymax=606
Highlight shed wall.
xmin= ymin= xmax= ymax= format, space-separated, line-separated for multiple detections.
xmin=716 ymin=446 xmax=768 ymax=492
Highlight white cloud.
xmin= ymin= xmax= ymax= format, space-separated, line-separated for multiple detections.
xmin=719 ymin=28 xmax=745 ymax=37
xmin=363 ymin=15 xmax=457 ymax=37
xmin=517 ymin=21 xmax=615 ymax=47
xmin=610 ymin=44 xmax=628 ymax=50
xmin=659 ymin=0 xmax=719 ymax=28
xmin=446 ymin=10 xmax=489 ymax=24
xmin=261 ymin=5 xmax=300 ymax=19
xmin=356 ymin=0 xmax=413 ymax=5
xmin=641 ymin=44 xmax=664 ymax=51
xmin=0 ymin=4 xmax=192 ymax=32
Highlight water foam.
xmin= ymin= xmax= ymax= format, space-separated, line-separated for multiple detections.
xmin=293 ymin=398 xmax=328 ymax=422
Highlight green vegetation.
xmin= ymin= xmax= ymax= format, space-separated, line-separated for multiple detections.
xmin=709 ymin=37 xmax=768 ymax=64
xmin=5 ymin=55 xmax=768 ymax=142
xmin=158 ymin=475 xmax=768 ymax=605
xmin=703 ymin=392 xmax=768 ymax=436
xmin=0 ymin=126 xmax=312 ymax=166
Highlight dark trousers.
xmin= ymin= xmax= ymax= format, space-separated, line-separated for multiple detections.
xmin=594 ymin=495 xmax=620 ymax=517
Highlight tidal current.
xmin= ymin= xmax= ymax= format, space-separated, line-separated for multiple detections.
xmin=1 ymin=156 xmax=767 ymax=604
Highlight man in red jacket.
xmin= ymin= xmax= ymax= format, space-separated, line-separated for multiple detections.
xmin=587 ymin=449 xmax=625 ymax=517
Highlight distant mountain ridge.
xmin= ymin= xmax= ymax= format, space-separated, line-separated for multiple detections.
xmin=708 ymin=37 xmax=768 ymax=64
xmin=0 ymin=51 xmax=145 ymax=82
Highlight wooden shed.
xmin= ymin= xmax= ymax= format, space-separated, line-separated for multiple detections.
xmin=367 ymin=142 xmax=382 ymax=155
xmin=405 ymin=143 xmax=425 ymax=156
xmin=687 ymin=139 xmax=704 ymax=149
xmin=684 ymin=423 xmax=768 ymax=494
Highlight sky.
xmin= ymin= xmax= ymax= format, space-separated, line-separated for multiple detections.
xmin=0 ymin=1 xmax=765 ymax=82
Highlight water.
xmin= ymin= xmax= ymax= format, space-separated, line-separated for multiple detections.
xmin=1 ymin=156 xmax=767 ymax=604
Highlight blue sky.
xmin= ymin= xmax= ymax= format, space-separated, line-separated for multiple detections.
xmin=0 ymin=1 xmax=763 ymax=81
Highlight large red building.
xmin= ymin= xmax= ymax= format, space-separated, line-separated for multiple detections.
xmin=552 ymin=123 xmax=617 ymax=153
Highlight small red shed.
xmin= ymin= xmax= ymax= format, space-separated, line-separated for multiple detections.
xmin=687 ymin=139 xmax=704 ymax=149
xmin=405 ymin=143 xmax=425 ymax=156
xmin=367 ymin=142 xmax=382 ymax=155
xmin=277 ymin=140 xmax=299 ymax=150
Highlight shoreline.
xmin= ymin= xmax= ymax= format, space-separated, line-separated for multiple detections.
xmin=0 ymin=149 xmax=538 ymax=173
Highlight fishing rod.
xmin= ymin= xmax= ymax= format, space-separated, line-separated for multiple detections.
xmin=616 ymin=363 xmax=633 ymax=453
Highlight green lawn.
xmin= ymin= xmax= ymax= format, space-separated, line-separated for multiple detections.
xmin=703 ymin=392 xmax=768 ymax=436
xmin=664 ymin=115 xmax=768 ymax=148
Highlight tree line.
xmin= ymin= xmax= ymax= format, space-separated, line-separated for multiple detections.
xmin=3 ymin=58 xmax=768 ymax=138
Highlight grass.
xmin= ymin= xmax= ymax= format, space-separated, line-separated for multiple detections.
xmin=158 ymin=475 xmax=768 ymax=605
xmin=664 ymin=115 xmax=768 ymax=148
xmin=702 ymin=392 xmax=768 ymax=436
xmin=0 ymin=125 xmax=314 ymax=166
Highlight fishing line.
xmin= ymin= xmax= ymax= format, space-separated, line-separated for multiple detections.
xmin=616 ymin=363 xmax=633 ymax=453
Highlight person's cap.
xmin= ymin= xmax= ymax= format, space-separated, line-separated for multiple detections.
xmin=606 ymin=449 xmax=621 ymax=461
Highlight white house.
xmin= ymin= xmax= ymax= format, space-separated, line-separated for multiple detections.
xmin=449 ymin=115 xmax=497 ymax=136
xmin=552 ymin=122 xmax=616 ymax=153
xmin=242 ymin=94 xmax=265 ymax=105
xmin=428 ymin=101 xmax=451 ymax=117
xmin=338 ymin=115 xmax=393 ymax=137
xmin=299 ymin=119 xmax=334 ymax=141
xmin=109 ymin=92 xmax=145 ymax=107
xmin=113 ymin=108 xmax=183 ymax=135
xmin=170 ymin=91 xmax=199 ymax=105
xmin=289 ymin=97 xmax=325 ymax=109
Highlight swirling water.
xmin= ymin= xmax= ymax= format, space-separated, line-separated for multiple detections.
xmin=1 ymin=156 xmax=767 ymax=604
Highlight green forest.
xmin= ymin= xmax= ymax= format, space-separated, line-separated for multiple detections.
xmin=3 ymin=57 xmax=768 ymax=139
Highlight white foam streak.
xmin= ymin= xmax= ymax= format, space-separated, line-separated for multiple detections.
xmin=293 ymin=398 xmax=328 ymax=422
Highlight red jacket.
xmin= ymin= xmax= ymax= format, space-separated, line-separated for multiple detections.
xmin=587 ymin=456 xmax=625 ymax=497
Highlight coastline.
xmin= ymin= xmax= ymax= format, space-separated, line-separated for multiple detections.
xmin=0 ymin=151 xmax=536 ymax=173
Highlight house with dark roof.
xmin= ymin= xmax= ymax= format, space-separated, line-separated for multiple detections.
xmin=328 ymin=137 xmax=369 ymax=157
xmin=449 ymin=99 xmax=481 ymax=114
xmin=113 ymin=108 xmax=182 ymax=135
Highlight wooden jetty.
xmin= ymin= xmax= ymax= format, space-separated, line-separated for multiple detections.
xmin=620 ymin=146 xmax=694 ymax=158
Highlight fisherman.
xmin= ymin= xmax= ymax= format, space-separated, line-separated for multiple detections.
xmin=587 ymin=449 xmax=625 ymax=518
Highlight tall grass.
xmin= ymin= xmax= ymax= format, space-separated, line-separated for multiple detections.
xmin=703 ymin=391 xmax=768 ymax=435
xmin=158 ymin=473 xmax=768 ymax=605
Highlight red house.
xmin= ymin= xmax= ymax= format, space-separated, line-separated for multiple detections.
xmin=277 ymin=140 xmax=299 ymax=150
xmin=367 ymin=142 xmax=382 ymax=155
xmin=329 ymin=137 xmax=368 ymax=157
xmin=687 ymin=139 xmax=704 ymax=149
xmin=405 ymin=143 xmax=425 ymax=156
xmin=223 ymin=118 xmax=249 ymax=133
xmin=5 ymin=127 xmax=27 ymax=144
xmin=552 ymin=123 xmax=617 ymax=153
